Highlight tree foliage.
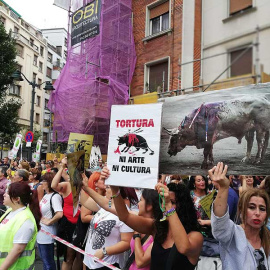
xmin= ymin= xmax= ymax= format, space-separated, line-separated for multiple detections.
xmin=0 ymin=23 xmax=22 ymax=140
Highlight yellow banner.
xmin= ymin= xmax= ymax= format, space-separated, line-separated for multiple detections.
xmin=200 ymin=190 xmax=216 ymax=219
xmin=67 ymin=133 xmax=94 ymax=169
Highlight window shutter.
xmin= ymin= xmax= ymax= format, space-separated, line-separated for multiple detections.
xmin=230 ymin=47 xmax=252 ymax=77
xmin=230 ymin=0 xmax=252 ymax=15
xmin=150 ymin=1 xmax=169 ymax=19
xmin=149 ymin=61 xmax=168 ymax=92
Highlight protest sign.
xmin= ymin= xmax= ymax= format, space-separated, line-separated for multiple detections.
xmin=9 ymin=133 xmax=22 ymax=159
xmin=160 ymin=83 xmax=270 ymax=175
xmin=33 ymin=139 xmax=42 ymax=162
xmin=200 ymin=190 xmax=216 ymax=219
xmin=67 ymin=150 xmax=85 ymax=215
xmin=67 ymin=133 xmax=94 ymax=169
xmin=106 ymin=104 xmax=163 ymax=189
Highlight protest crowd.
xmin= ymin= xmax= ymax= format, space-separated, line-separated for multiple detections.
xmin=0 ymin=156 xmax=270 ymax=270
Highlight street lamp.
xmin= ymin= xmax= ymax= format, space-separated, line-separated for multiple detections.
xmin=11 ymin=70 xmax=55 ymax=132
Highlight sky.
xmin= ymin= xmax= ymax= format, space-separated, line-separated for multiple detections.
xmin=4 ymin=0 xmax=69 ymax=30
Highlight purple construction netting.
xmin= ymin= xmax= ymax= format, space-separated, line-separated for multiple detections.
xmin=48 ymin=0 xmax=136 ymax=153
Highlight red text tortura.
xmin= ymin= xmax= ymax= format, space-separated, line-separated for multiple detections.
xmin=116 ymin=119 xmax=154 ymax=128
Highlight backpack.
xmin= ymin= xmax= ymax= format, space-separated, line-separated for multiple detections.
xmin=50 ymin=192 xmax=64 ymax=217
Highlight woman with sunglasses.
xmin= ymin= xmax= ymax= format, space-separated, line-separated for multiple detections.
xmin=210 ymin=162 xmax=270 ymax=270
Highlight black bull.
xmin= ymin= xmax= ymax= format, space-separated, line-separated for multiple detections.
xmin=117 ymin=134 xmax=154 ymax=155
xmin=164 ymin=96 xmax=270 ymax=169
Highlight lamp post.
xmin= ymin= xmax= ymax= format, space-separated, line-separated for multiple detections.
xmin=11 ymin=70 xmax=55 ymax=160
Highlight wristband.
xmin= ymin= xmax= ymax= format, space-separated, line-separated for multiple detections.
xmin=102 ymin=247 xmax=107 ymax=256
xmin=160 ymin=207 xmax=176 ymax=222
xmin=133 ymin=233 xmax=141 ymax=239
xmin=108 ymin=199 xmax=112 ymax=208
xmin=111 ymin=189 xmax=120 ymax=199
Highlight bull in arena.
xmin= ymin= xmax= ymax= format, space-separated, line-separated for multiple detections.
xmin=164 ymin=96 xmax=270 ymax=169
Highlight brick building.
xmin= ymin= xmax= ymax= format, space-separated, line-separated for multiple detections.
xmin=130 ymin=0 xmax=202 ymax=97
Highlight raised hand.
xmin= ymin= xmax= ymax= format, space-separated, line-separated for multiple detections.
xmin=208 ymin=162 xmax=229 ymax=189
xmin=155 ymin=183 xmax=171 ymax=206
xmin=81 ymin=173 xmax=89 ymax=189
xmin=101 ymin=166 xmax=110 ymax=181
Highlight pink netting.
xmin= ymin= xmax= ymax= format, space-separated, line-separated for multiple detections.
xmin=48 ymin=0 xmax=136 ymax=153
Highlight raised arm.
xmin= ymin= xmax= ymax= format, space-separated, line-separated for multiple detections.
xmin=51 ymin=158 xmax=69 ymax=195
xmin=155 ymin=183 xmax=203 ymax=261
xmin=208 ymin=162 xmax=229 ymax=217
xmin=101 ymin=167 xmax=154 ymax=235
xmin=80 ymin=173 xmax=115 ymax=214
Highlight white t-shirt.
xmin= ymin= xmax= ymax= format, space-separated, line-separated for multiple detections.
xmin=84 ymin=208 xmax=133 ymax=269
xmin=0 ymin=207 xmax=35 ymax=243
xmin=37 ymin=193 xmax=63 ymax=244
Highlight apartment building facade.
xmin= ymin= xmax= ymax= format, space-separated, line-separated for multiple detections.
xmin=0 ymin=1 xmax=47 ymax=134
xmin=0 ymin=1 xmax=67 ymax=157
xmin=130 ymin=0 xmax=202 ymax=98
xmin=41 ymin=28 xmax=67 ymax=152
xmin=201 ymin=0 xmax=270 ymax=91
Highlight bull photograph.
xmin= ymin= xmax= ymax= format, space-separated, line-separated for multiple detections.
xmin=160 ymin=83 xmax=270 ymax=175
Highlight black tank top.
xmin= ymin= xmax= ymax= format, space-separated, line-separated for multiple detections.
xmin=150 ymin=240 xmax=196 ymax=270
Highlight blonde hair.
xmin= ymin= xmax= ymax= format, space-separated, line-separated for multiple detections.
xmin=238 ymin=188 xmax=270 ymax=256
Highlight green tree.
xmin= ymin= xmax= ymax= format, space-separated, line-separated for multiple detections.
xmin=0 ymin=23 xmax=22 ymax=141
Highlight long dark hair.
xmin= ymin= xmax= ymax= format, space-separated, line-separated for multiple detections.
xmin=120 ymin=187 xmax=138 ymax=205
xmin=188 ymin=175 xmax=208 ymax=193
xmin=155 ymin=183 xmax=199 ymax=244
xmin=8 ymin=182 xmax=42 ymax=230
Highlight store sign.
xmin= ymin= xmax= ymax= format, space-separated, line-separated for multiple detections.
xmin=71 ymin=0 xmax=101 ymax=46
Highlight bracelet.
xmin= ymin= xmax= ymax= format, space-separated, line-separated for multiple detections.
xmin=160 ymin=207 xmax=176 ymax=222
xmin=165 ymin=207 xmax=176 ymax=216
xmin=111 ymin=189 xmax=120 ymax=199
xmin=166 ymin=209 xmax=176 ymax=217
xmin=108 ymin=199 xmax=112 ymax=208
xmin=133 ymin=233 xmax=141 ymax=239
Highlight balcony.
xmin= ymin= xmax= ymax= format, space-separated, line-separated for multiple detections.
xmin=12 ymin=32 xmax=39 ymax=52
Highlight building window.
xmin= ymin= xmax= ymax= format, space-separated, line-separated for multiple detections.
xmin=0 ymin=16 xmax=5 ymax=26
xmin=46 ymin=67 xmax=52 ymax=78
xmin=39 ymin=61 xmax=43 ymax=72
xmin=38 ymin=78 xmax=42 ymax=89
xmin=9 ymin=84 xmax=21 ymax=96
xmin=230 ymin=0 xmax=252 ymax=15
xmin=14 ymin=26 xmax=19 ymax=33
xmin=147 ymin=1 xmax=170 ymax=36
xmin=30 ymin=38 xmax=34 ymax=47
xmin=16 ymin=64 xmax=22 ymax=72
xmin=145 ymin=58 xmax=169 ymax=93
xmin=64 ymin=50 xmax=67 ymax=59
xmin=56 ymin=46 xmax=62 ymax=56
xmin=15 ymin=44 xmax=24 ymax=57
xmin=33 ymin=73 xmax=37 ymax=81
xmin=48 ymin=52 xmax=53 ymax=63
xmin=45 ymin=99 xmax=49 ymax=109
xmin=40 ymin=46 xmax=44 ymax=57
xmin=33 ymin=55 xmax=38 ymax=66
xmin=230 ymin=47 xmax=252 ymax=77
xmin=36 ymin=95 xmax=41 ymax=107
xmin=150 ymin=12 xmax=169 ymax=35
xmin=64 ymin=37 xmax=67 ymax=47
xmin=35 ymin=113 xmax=40 ymax=124
xmin=10 ymin=10 xmax=19 ymax=21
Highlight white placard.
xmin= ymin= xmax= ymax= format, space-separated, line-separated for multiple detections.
xmin=106 ymin=104 xmax=163 ymax=189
